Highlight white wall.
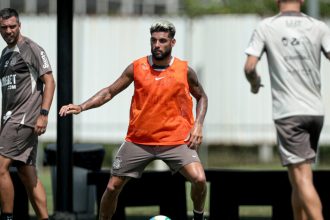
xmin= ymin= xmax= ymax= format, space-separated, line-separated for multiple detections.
xmin=1 ymin=15 xmax=330 ymax=146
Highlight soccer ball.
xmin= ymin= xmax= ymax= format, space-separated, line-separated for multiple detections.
xmin=149 ymin=215 xmax=171 ymax=220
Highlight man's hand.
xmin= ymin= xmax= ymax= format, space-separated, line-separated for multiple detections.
xmin=59 ymin=104 xmax=82 ymax=117
xmin=185 ymin=124 xmax=203 ymax=150
xmin=35 ymin=115 xmax=48 ymax=136
xmin=250 ymin=75 xmax=263 ymax=94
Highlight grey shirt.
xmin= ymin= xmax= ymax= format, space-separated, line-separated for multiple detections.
xmin=245 ymin=12 xmax=330 ymax=119
xmin=0 ymin=36 xmax=52 ymax=127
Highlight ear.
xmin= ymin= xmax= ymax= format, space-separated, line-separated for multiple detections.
xmin=171 ymin=38 xmax=176 ymax=47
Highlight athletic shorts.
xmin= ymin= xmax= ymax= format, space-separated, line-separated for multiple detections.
xmin=111 ymin=141 xmax=201 ymax=178
xmin=0 ymin=122 xmax=38 ymax=166
xmin=274 ymin=116 xmax=323 ymax=166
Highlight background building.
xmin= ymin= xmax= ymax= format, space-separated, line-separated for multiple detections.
xmin=0 ymin=0 xmax=183 ymax=15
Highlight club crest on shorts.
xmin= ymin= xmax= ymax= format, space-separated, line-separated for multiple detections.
xmin=112 ymin=158 xmax=122 ymax=169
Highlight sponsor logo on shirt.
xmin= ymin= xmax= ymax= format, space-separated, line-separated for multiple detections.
xmin=3 ymin=57 xmax=17 ymax=68
xmin=1 ymin=74 xmax=16 ymax=90
xmin=3 ymin=111 xmax=12 ymax=123
xmin=155 ymin=76 xmax=165 ymax=81
xmin=40 ymin=51 xmax=49 ymax=69
xmin=285 ymin=20 xmax=302 ymax=28
xmin=4 ymin=60 xmax=9 ymax=68
xmin=10 ymin=57 xmax=17 ymax=66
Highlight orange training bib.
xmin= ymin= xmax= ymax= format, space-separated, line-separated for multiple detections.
xmin=125 ymin=56 xmax=194 ymax=145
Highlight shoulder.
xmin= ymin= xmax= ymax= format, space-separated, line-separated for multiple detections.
xmin=302 ymin=13 xmax=322 ymax=23
xmin=19 ymin=36 xmax=46 ymax=57
xmin=311 ymin=17 xmax=330 ymax=31
xmin=300 ymin=15 xmax=330 ymax=34
xmin=256 ymin=16 xmax=276 ymax=30
xmin=173 ymin=56 xmax=186 ymax=62
xmin=21 ymin=36 xmax=42 ymax=49
xmin=0 ymin=47 xmax=7 ymax=57
xmin=187 ymin=65 xmax=196 ymax=76
xmin=133 ymin=56 xmax=148 ymax=64
xmin=173 ymin=57 xmax=188 ymax=66
xmin=132 ymin=56 xmax=149 ymax=73
xmin=20 ymin=37 xmax=51 ymax=69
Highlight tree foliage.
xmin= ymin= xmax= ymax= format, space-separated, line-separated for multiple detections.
xmin=183 ymin=0 xmax=330 ymax=18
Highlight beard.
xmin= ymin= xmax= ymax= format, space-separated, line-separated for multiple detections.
xmin=151 ymin=47 xmax=172 ymax=60
xmin=2 ymin=33 xmax=19 ymax=46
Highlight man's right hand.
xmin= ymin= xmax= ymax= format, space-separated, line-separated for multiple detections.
xmin=250 ymin=75 xmax=263 ymax=94
xmin=59 ymin=104 xmax=82 ymax=117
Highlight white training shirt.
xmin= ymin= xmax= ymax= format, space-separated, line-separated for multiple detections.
xmin=245 ymin=12 xmax=330 ymax=120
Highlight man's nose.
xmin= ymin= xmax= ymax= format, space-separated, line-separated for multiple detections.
xmin=5 ymin=27 xmax=11 ymax=34
xmin=154 ymin=40 xmax=161 ymax=47
xmin=155 ymin=42 xmax=160 ymax=49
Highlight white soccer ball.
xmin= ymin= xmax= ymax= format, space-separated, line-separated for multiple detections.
xmin=149 ymin=215 xmax=171 ymax=220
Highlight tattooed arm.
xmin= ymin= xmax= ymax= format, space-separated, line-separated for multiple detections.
xmin=186 ymin=66 xmax=208 ymax=149
xmin=59 ymin=64 xmax=134 ymax=116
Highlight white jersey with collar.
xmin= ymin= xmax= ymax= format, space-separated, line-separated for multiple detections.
xmin=245 ymin=12 xmax=330 ymax=120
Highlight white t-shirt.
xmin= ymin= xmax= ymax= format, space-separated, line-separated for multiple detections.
xmin=245 ymin=12 xmax=330 ymax=120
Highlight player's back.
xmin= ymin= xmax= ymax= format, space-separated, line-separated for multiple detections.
xmin=257 ymin=12 xmax=329 ymax=119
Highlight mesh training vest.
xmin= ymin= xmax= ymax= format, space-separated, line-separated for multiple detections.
xmin=125 ymin=56 xmax=194 ymax=145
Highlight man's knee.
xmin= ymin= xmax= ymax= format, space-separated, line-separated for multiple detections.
xmin=288 ymin=162 xmax=314 ymax=186
xmin=0 ymin=158 xmax=11 ymax=176
xmin=105 ymin=177 xmax=128 ymax=196
xmin=0 ymin=167 xmax=9 ymax=177
xmin=106 ymin=184 xmax=122 ymax=195
xmin=190 ymin=174 xmax=207 ymax=189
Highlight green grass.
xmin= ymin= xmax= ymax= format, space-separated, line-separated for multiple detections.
xmin=35 ymin=174 xmax=273 ymax=219
xmin=32 ymin=145 xmax=330 ymax=218
xmin=32 ymin=167 xmax=54 ymax=216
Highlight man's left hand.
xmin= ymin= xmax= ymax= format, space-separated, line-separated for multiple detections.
xmin=35 ymin=115 xmax=48 ymax=136
xmin=185 ymin=124 xmax=203 ymax=150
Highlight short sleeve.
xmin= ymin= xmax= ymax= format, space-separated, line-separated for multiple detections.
xmin=245 ymin=23 xmax=266 ymax=58
xmin=30 ymin=43 xmax=52 ymax=77
xmin=321 ymin=22 xmax=330 ymax=53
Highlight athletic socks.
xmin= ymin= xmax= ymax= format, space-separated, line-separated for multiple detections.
xmin=193 ymin=209 xmax=204 ymax=220
xmin=1 ymin=213 xmax=13 ymax=220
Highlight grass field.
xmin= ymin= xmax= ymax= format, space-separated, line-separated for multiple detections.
xmin=32 ymin=144 xmax=330 ymax=219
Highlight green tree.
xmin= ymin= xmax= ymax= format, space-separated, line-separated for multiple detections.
xmin=183 ymin=0 xmax=330 ymax=18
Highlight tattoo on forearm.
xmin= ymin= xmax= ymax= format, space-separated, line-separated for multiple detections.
xmin=83 ymin=88 xmax=111 ymax=109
